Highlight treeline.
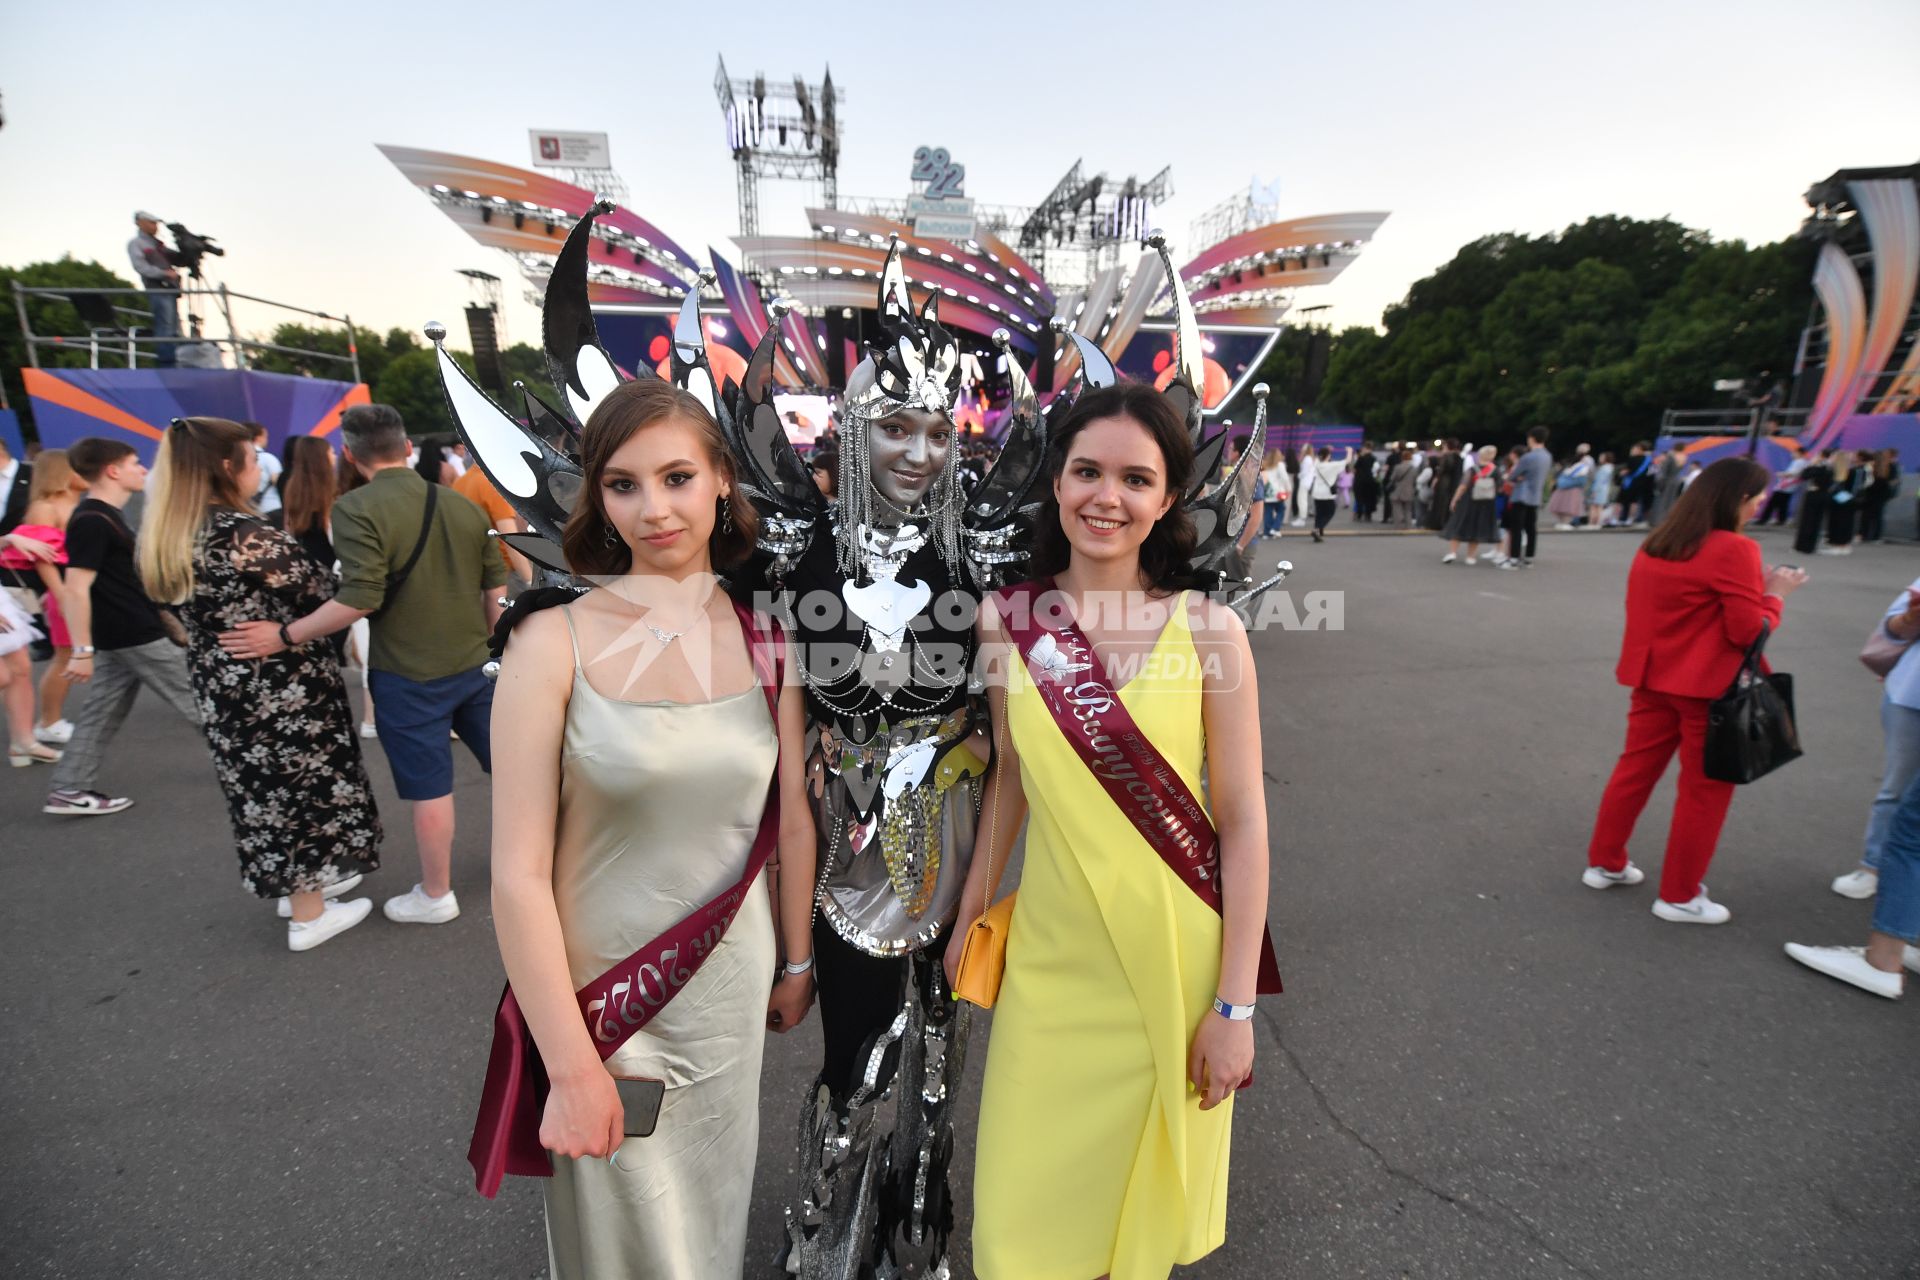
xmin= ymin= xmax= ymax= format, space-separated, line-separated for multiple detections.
xmin=1238 ymin=215 xmax=1816 ymax=456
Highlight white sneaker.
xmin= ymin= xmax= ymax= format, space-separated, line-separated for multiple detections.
xmin=276 ymin=873 xmax=367 ymax=918
xmin=1583 ymin=862 xmax=1645 ymax=889
xmin=384 ymin=884 xmax=460 ymax=925
xmin=359 ymin=721 xmax=378 ymax=739
xmin=1652 ymin=891 xmax=1730 ymax=924
xmin=1830 ymin=868 xmax=1878 ymax=900
xmin=1554 ymin=522 xmax=1573 ymax=531
xmin=1907 ymin=946 xmax=1920 ymax=977
xmin=1441 ymin=552 xmax=1457 ymax=564
xmin=1783 ymin=943 xmax=1903 ymax=998
xmin=34 ymin=719 xmax=74 ymax=746
xmin=287 ymin=897 xmax=373 ymax=952
xmin=1464 ymin=557 xmax=1478 ymax=566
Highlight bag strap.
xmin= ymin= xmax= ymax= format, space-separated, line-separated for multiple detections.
xmin=972 ymin=696 xmax=1010 ymax=926
xmin=374 ymin=483 xmax=438 ymax=617
xmin=1740 ymin=619 xmax=1772 ymax=672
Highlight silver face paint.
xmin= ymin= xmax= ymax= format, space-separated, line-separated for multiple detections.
xmin=866 ymin=409 xmax=953 ymax=508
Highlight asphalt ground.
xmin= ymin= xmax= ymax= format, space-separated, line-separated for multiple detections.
xmin=1 ymin=525 xmax=1915 ymax=1279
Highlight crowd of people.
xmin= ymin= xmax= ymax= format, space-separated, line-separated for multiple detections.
xmin=1 ymin=377 xmax=1915 ymax=1279
xmin=1235 ymin=433 xmax=1903 ymax=569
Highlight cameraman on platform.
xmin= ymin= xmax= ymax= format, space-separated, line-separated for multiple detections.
xmin=126 ymin=211 xmax=180 ymax=368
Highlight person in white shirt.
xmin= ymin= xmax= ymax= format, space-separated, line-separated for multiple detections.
xmin=1304 ymin=446 xmax=1352 ymax=543
xmin=1260 ymin=449 xmax=1290 ymax=538
xmin=247 ymin=423 xmax=283 ymax=515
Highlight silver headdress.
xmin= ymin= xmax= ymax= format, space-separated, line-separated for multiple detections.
xmin=835 ymin=240 xmax=968 ymax=577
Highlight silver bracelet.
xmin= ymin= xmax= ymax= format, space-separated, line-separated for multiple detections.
xmin=783 ymin=955 xmax=815 ymax=976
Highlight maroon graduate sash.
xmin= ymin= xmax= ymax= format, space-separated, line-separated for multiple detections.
xmin=996 ymin=580 xmax=1282 ymax=997
xmin=468 ymin=600 xmax=784 ymax=1198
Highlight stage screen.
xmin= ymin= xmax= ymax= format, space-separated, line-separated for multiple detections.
xmin=1112 ymin=323 xmax=1279 ymax=417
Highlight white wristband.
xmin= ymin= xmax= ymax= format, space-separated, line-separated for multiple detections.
xmin=783 ymin=955 xmax=815 ymax=977
xmin=1212 ymin=995 xmax=1255 ymax=1021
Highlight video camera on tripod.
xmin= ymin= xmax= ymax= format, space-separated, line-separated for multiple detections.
xmin=164 ymin=222 xmax=225 ymax=280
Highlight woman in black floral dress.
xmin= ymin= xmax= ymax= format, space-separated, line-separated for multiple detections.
xmin=137 ymin=418 xmax=381 ymax=952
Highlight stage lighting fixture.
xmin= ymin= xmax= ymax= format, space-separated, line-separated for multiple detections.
xmin=633 ymin=249 xmax=644 ymax=264
xmin=481 ymin=207 xmax=493 ymax=224
xmin=513 ymin=212 xmax=525 ymax=229
xmin=545 ymin=220 xmax=557 ymax=235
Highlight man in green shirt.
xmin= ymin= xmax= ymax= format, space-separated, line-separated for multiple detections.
xmin=220 ymin=404 xmax=505 ymax=926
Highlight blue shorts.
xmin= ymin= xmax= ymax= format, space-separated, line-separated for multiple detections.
xmin=367 ymin=666 xmax=494 ymax=801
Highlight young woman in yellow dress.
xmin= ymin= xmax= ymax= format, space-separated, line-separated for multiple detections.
xmin=947 ymin=381 xmax=1274 ymax=1279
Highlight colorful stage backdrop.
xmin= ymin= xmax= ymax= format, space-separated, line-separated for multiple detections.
xmin=1656 ymin=413 xmax=1920 ymax=472
xmin=22 ymin=370 xmax=369 ymax=461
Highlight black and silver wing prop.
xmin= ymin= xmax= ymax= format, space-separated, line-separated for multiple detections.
xmin=962 ymin=328 xmax=1051 ymax=589
xmin=1185 ymin=382 xmax=1269 ymax=596
xmin=429 ymin=320 xmax=584 ymax=559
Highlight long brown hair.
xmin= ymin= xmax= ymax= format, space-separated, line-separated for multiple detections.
xmin=1642 ymin=457 xmax=1768 ymax=561
xmin=1030 ymin=383 xmax=1197 ymax=591
xmin=561 ymin=379 xmax=758 ymax=576
xmin=281 ymin=436 xmax=337 ymax=536
xmin=137 ymin=416 xmax=257 ymax=603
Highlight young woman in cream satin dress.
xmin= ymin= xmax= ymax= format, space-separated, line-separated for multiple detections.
xmin=948 ymin=383 xmax=1273 ymax=1280
xmin=490 ymin=380 xmax=818 ymax=1279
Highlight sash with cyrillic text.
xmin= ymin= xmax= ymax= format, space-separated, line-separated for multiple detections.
xmin=997 ymin=580 xmax=1282 ymax=997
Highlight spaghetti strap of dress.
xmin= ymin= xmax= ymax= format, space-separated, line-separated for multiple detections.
xmin=560 ymin=603 xmax=584 ymax=673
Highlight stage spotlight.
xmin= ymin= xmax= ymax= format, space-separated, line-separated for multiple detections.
xmin=481 ymin=207 xmax=493 ymax=224
xmin=513 ymin=212 xmax=525 ymax=230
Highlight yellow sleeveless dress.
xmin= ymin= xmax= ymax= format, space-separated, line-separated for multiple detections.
xmin=973 ymin=595 xmax=1232 ymax=1280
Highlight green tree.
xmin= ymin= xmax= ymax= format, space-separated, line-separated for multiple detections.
xmin=1308 ymin=215 xmax=1810 ymax=453
xmin=247 ymin=322 xmax=421 ymax=387
xmin=372 ymin=347 xmax=479 ymax=437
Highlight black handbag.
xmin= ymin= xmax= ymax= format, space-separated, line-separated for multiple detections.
xmin=1703 ymin=621 xmax=1802 ymax=784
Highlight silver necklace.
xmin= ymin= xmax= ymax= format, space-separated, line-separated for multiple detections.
xmin=643 ymin=621 xmax=684 ymax=647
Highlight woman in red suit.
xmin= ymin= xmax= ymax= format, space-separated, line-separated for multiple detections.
xmin=1584 ymin=458 xmax=1808 ymax=924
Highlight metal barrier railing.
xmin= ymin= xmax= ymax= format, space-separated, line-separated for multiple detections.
xmin=11 ymin=281 xmax=362 ymax=383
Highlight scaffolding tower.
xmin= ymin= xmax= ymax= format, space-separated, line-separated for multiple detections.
xmin=1017 ymin=160 xmax=1173 ymax=292
xmin=713 ymin=56 xmax=840 ymax=237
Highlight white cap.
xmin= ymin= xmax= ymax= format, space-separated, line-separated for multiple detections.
xmin=133 ymin=209 xmax=161 ymax=223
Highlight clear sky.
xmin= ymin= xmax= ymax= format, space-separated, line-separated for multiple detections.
xmin=4 ymin=0 xmax=1916 ymax=357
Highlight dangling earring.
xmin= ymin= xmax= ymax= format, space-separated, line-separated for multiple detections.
xmin=720 ymin=494 xmax=734 ymax=535
xmin=604 ymin=522 xmax=619 ymax=548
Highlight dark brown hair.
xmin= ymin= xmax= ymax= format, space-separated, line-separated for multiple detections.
xmin=1642 ymin=457 xmax=1768 ymax=561
xmin=1031 ymin=383 xmax=1197 ymax=591
xmin=68 ymin=436 xmax=139 ymax=482
xmin=562 ymin=378 xmax=758 ymax=576
xmin=281 ymin=436 xmax=337 ymax=537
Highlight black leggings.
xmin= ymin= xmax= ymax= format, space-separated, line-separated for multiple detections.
xmin=1313 ymin=498 xmax=1337 ymax=535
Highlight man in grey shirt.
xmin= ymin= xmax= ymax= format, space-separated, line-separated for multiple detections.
xmin=1501 ymin=426 xmax=1552 ymax=569
xmin=126 ymin=211 xmax=180 ymax=368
